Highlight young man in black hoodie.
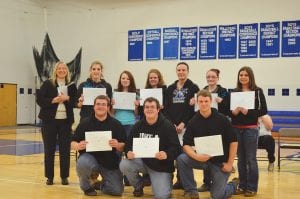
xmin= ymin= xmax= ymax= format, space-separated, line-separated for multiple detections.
xmin=120 ymin=97 xmax=181 ymax=199
xmin=177 ymin=90 xmax=238 ymax=199
xmin=164 ymin=62 xmax=199 ymax=189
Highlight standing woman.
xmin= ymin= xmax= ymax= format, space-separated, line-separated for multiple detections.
xmin=138 ymin=68 xmax=167 ymax=119
xmin=197 ymin=68 xmax=230 ymax=192
xmin=230 ymin=66 xmax=267 ymax=197
xmin=77 ymin=61 xmax=112 ymax=121
xmin=203 ymin=68 xmax=229 ymax=116
xmin=36 ymin=61 xmax=77 ymax=185
xmin=112 ymin=70 xmax=138 ymax=138
xmin=112 ymin=70 xmax=138 ymax=186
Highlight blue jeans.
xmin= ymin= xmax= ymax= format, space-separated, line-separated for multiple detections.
xmin=120 ymin=158 xmax=172 ymax=199
xmin=76 ymin=153 xmax=124 ymax=196
xmin=234 ymin=127 xmax=259 ymax=192
xmin=177 ymin=153 xmax=236 ymax=199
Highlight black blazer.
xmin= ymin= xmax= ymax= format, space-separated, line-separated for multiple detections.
xmin=36 ymin=80 xmax=77 ymax=124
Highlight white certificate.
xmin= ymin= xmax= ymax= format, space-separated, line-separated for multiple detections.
xmin=133 ymin=137 xmax=159 ymax=158
xmin=113 ymin=92 xmax=136 ymax=110
xmin=139 ymin=88 xmax=163 ymax=105
xmin=194 ymin=135 xmax=224 ymax=157
xmin=83 ymin=88 xmax=106 ymax=105
xmin=230 ymin=91 xmax=255 ymax=110
xmin=194 ymin=93 xmax=218 ymax=111
xmin=85 ymin=131 xmax=112 ymax=152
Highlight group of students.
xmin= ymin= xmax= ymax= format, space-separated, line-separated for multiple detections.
xmin=36 ymin=60 xmax=275 ymax=199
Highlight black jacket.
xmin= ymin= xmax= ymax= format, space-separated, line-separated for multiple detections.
xmin=184 ymin=108 xmax=237 ymax=164
xmin=36 ymin=80 xmax=77 ymax=124
xmin=164 ymin=79 xmax=199 ymax=125
xmin=72 ymin=114 xmax=126 ymax=170
xmin=125 ymin=114 xmax=181 ymax=173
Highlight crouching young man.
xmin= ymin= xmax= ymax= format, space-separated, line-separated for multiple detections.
xmin=71 ymin=95 xmax=126 ymax=196
xmin=177 ymin=90 xmax=239 ymax=199
xmin=120 ymin=97 xmax=181 ymax=199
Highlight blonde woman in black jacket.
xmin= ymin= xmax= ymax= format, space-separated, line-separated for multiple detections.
xmin=37 ymin=61 xmax=77 ymax=185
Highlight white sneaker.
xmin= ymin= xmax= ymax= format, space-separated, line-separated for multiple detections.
xmin=268 ymin=162 xmax=274 ymax=172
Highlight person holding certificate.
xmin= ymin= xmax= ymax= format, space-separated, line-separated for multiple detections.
xmin=138 ymin=68 xmax=167 ymax=119
xmin=36 ymin=61 xmax=77 ymax=185
xmin=230 ymin=66 xmax=267 ymax=197
xmin=164 ymin=62 xmax=199 ymax=189
xmin=71 ymin=95 xmax=126 ymax=196
xmin=258 ymin=114 xmax=275 ymax=172
xmin=177 ymin=89 xmax=239 ymax=199
xmin=198 ymin=68 xmax=230 ymax=192
xmin=120 ymin=97 xmax=181 ymax=199
xmin=77 ymin=61 xmax=112 ymax=121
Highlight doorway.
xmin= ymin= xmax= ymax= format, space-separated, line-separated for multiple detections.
xmin=0 ymin=83 xmax=17 ymax=126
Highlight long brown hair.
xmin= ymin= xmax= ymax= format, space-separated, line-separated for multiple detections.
xmin=236 ymin=66 xmax=258 ymax=91
xmin=145 ymin=69 xmax=166 ymax=88
xmin=117 ymin=70 xmax=136 ymax=92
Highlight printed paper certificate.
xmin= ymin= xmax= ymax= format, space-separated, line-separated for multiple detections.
xmin=113 ymin=92 xmax=136 ymax=110
xmin=230 ymin=91 xmax=255 ymax=110
xmin=83 ymin=88 xmax=106 ymax=105
xmin=133 ymin=137 xmax=159 ymax=158
xmin=85 ymin=131 xmax=112 ymax=152
xmin=139 ymin=88 xmax=163 ymax=105
xmin=194 ymin=135 xmax=223 ymax=156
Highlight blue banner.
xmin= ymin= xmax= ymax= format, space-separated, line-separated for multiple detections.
xmin=180 ymin=27 xmax=198 ymax=60
xmin=163 ymin=27 xmax=179 ymax=60
xmin=239 ymin=23 xmax=258 ymax=58
xmin=218 ymin=25 xmax=237 ymax=59
xmin=260 ymin=22 xmax=280 ymax=58
xmin=282 ymin=20 xmax=300 ymax=57
xmin=128 ymin=30 xmax=144 ymax=61
xmin=199 ymin=26 xmax=217 ymax=59
xmin=146 ymin=28 xmax=161 ymax=60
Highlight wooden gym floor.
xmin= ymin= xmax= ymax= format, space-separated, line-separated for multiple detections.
xmin=0 ymin=126 xmax=299 ymax=199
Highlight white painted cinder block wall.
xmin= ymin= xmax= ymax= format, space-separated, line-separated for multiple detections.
xmin=0 ymin=0 xmax=299 ymax=124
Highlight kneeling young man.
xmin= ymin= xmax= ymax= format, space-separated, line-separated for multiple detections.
xmin=120 ymin=97 xmax=181 ymax=199
xmin=71 ymin=95 xmax=126 ymax=196
xmin=177 ymin=90 xmax=239 ymax=199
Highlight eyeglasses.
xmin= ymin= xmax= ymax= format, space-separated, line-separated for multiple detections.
xmin=206 ymin=76 xmax=218 ymax=79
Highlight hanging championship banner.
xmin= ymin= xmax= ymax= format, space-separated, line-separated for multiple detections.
xmin=239 ymin=23 xmax=258 ymax=58
xmin=260 ymin=22 xmax=280 ymax=58
xmin=128 ymin=30 xmax=144 ymax=61
xmin=218 ymin=24 xmax=237 ymax=59
xmin=180 ymin=27 xmax=198 ymax=60
xmin=282 ymin=20 xmax=300 ymax=57
xmin=199 ymin=26 xmax=217 ymax=59
xmin=163 ymin=27 xmax=179 ymax=60
xmin=146 ymin=28 xmax=161 ymax=60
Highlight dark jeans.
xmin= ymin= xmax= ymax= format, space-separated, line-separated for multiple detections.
xmin=258 ymin=135 xmax=275 ymax=163
xmin=41 ymin=119 xmax=71 ymax=179
xmin=235 ymin=127 xmax=259 ymax=192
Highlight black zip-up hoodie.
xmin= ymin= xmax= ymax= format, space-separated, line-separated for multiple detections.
xmin=125 ymin=113 xmax=181 ymax=173
xmin=164 ymin=79 xmax=199 ymax=126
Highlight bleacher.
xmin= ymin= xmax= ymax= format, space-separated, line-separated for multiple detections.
xmin=268 ymin=111 xmax=300 ymax=132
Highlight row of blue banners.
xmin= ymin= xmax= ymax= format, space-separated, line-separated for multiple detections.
xmin=128 ymin=20 xmax=300 ymax=61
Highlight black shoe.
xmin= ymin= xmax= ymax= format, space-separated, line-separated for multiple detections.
xmin=61 ymin=178 xmax=69 ymax=185
xmin=142 ymin=174 xmax=151 ymax=186
xmin=133 ymin=187 xmax=144 ymax=197
xmin=197 ymin=184 xmax=210 ymax=192
xmin=173 ymin=181 xmax=183 ymax=189
xmin=84 ymin=188 xmax=97 ymax=196
xmin=46 ymin=178 xmax=53 ymax=185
